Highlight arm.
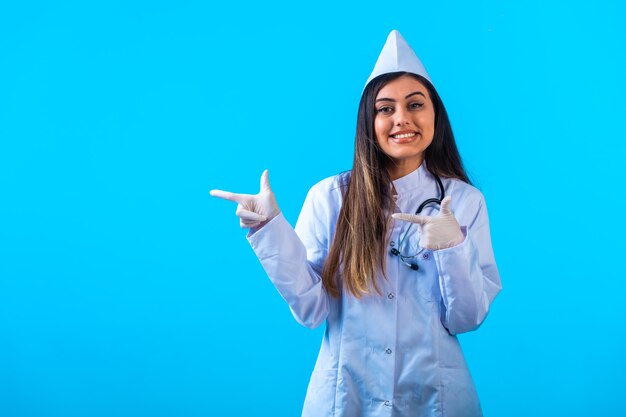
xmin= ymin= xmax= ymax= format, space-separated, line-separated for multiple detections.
xmin=247 ymin=184 xmax=332 ymax=329
xmin=434 ymin=196 xmax=502 ymax=335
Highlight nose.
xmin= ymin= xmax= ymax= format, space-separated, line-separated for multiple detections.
xmin=393 ymin=107 xmax=410 ymax=126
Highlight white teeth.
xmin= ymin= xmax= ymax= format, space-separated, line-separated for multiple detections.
xmin=392 ymin=133 xmax=416 ymax=139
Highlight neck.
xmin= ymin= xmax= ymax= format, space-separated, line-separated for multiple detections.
xmin=386 ymin=158 xmax=424 ymax=181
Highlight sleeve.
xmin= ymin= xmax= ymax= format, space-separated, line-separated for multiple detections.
xmin=433 ymin=195 xmax=502 ymax=335
xmin=246 ymin=184 xmax=332 ymax=329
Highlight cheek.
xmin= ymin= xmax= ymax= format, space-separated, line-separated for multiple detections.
xmin=428 ymin=111 xmax=436 ymax=131
xmin=420 ymin=113 xmax=435 ymax=136
xmin=374 ymin=117 xmax=389 ymax=139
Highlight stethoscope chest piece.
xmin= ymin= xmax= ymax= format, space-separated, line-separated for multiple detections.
xmin=390 ymin=247 xmax=419 ymax=270
xmin=390 ymin=173 xmax=444 ymax=272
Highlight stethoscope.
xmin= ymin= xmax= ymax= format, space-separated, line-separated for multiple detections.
xmin=390 ymin=174 xmax=445 ymax=271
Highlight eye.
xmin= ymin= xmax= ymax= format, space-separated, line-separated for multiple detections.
xmin=409 ymin=102 xmax=424 ymax=110
xmin=377 ymin=106 xmax=393 ymax=114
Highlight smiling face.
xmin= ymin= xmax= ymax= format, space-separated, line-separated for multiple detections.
xmin=374 ymin=74 xmax=435 ymax=180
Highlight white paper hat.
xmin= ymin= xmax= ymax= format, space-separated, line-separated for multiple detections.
xmin=364 ymin=30 xmax=431 ymax=89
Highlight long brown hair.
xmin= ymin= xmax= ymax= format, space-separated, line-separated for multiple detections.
xmin=322 ymin=72 xmax=471 ymax=298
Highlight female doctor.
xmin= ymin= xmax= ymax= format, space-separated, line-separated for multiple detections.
xmin=211 ymin=30 xmax=501 ymax=417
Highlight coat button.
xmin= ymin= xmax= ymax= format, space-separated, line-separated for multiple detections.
xmin=384 ymin=400 xmax=391 ymax=407
xmin=390 ymin=241 xmax=395 ymax=247
xmin=387 ymin=292 xmax=395 ymax=299
xmin=422 ymin=253 xmax=429 ymax=260
xmin=385 ymin=348 xmax=392 ymax=354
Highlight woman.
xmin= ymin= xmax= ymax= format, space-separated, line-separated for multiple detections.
xmin=211 ymin=30 xmax=501 ymax=417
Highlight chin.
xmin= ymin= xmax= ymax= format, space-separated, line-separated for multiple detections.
xmin=390 ymin=151 xmax=423 ymax=160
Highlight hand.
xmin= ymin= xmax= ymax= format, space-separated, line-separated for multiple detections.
xmin=392 ymin=196 xmax=464 ymax=250
xmin=210 ymin=170 xmax=281 ymax=229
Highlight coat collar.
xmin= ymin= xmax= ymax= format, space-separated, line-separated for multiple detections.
xmin=391 ymin=161 xmax=431 ymax=194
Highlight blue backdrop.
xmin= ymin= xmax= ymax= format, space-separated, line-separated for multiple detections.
xmin=1 ymin=1 xmax=625 ymax=416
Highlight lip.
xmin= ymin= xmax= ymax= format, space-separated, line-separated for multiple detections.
xmin=390 ymin=131 xmax=419 ymax=144
xmin=390 ymin=130 xmax=417 ymax=136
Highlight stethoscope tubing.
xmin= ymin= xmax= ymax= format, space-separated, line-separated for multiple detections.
xmin=392 ymin=173 xmax=445 ymax=271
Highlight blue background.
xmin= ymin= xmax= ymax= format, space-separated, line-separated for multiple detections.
xmin=1 ymin=1 xmax=625 ymax=416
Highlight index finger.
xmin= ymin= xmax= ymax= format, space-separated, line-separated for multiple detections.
xmin=209 ymin=189 xmax=247 ymax=204
xmin=392 ymin=213 xmax=428 ymax=225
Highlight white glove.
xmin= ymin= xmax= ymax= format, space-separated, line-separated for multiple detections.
xmin=210 ymin=170 xmax=281 ymax=229
xmin=392 ymin=196 xmax=464 ymax=250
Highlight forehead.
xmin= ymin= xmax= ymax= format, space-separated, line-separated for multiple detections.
xmin=376 ymin=75 xmax=430 ymax=100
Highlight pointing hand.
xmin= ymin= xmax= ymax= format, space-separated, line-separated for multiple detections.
xmin=392 ymin=196 xmax=464 ymax=250
xmin=210 ymin=170 xmax=281 ymax=229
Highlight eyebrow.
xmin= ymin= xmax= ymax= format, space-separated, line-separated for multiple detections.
xmin=376 ymin=91 xmax=425 ymax=102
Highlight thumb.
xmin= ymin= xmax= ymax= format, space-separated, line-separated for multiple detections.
xmin=440 ymin=196 xmax=453 ymax=214
xmin=260 ymin=169 xmax=271 ymax=192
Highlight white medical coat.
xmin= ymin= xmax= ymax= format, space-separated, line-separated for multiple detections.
xmin=247 ymin=163 xmax=501 ymax=417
